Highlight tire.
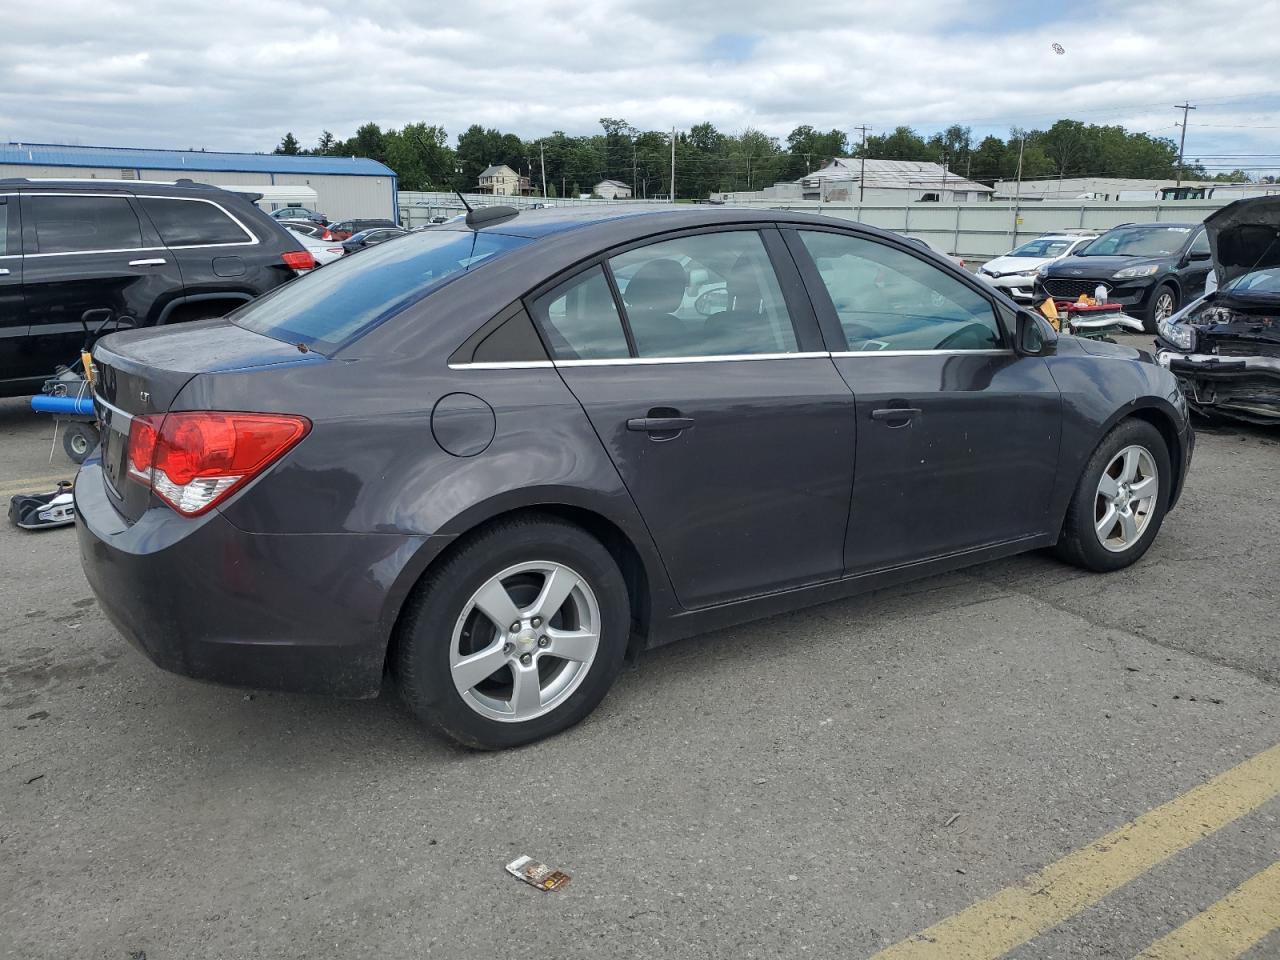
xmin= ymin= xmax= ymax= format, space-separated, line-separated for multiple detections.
xmin=62 ymin=422 xmax=100 ymax=465
xmin=1143 ymin=283 xmax=1178 ymax=333
xmin=394 ymin=514 xmax=630 ymax=749
xmin=1054 ymin=419 xmax=1171 ymax=572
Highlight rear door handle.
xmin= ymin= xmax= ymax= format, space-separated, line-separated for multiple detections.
xmin=870 ymin=406 xmax=921 ymax=423
xmin=128 ymin=258 xmax=167 ymax=266
xmin=627 ymin=417 xmax=695 ymax=433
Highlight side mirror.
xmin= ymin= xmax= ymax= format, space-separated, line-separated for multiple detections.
xmin=1187 ymin=249 xmax=1212 ymax=262
xmin=1015 ymin=310 xmax=1053 ymax=356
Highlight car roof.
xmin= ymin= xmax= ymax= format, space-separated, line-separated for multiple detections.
xmin=0 ymin=177 xmax=246 ymax=199
xmin=429 ymin=204 xmax=915 ymax=243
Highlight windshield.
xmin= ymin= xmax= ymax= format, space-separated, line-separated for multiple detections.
xmin=1224 ymin=269 xmax=1280 ymax=295
xmin=233 ymin=229 xmax=529 ymax=352
xmin=1078 ymin=225 xmax=1192 ymax=258
xmin=1009 ymin=238 xmax=1073 ymax=258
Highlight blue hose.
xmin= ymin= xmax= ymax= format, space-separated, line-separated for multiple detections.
xmin=31 ymin=394 xmax=96 ymax=416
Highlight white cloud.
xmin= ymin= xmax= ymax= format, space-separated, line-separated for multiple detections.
xmin=0 ymin=0 xmax=1277 ymax=172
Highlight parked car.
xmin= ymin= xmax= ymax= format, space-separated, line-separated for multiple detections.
xmin=270 ymin=206 xmax=327 ymax=225
xmin=78 ymin=206 xmax=1192 ymax=749
xmin=0 ymin=178 xmax=314 ymax=398
xmin=327 ymin=218 xmax=399 ymax=241
xmin=280 ymin=220 xmax=334 ymax=241
xmin=292 ymin=231 xmax=347 ymax=266
xmin=978 ymin=234 xmax=1098 ymax=302
xmin=1154 ymin=196 xmax=1280 ymax=424
xmin=340 ymin=227 xmax=409 ymax=254
xmin=1035 ymin=222 xmax=1213 ymax=331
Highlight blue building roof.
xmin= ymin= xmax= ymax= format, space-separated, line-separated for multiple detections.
xmin=0 ymin=142 xmax=395 ymax=178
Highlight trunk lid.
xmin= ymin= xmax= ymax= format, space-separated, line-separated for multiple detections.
xmin=92 ymin=319 xmax=318 ymax=523
xmin=1205 ymin=196 xmax=1280 ymax=289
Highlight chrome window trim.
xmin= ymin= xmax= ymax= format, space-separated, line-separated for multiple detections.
xmin=830 ymin=348 xmax=1013 ymax=358
xmin=20 ymin=192 xmax=259 ymax=257
xmin=556 ymin=351 xmax=831 ymax=367
xmin=447 ymin=360 xmax=555 ymax=370
xmin=93 ymin=393 xmax=133 ymax=423
xmin=446 ymin=348 xmax=1020 ymax=370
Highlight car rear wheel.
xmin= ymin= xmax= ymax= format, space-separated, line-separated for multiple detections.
xmin=1054 ymin=419 xmax=1171 ymax=572
xmin=1144 ymin=284 xmax=1178 ymax=333
xmin=394 ymin=514 xmax=630 ymax=749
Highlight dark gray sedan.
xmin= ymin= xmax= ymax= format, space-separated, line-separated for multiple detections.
xmin=77 ymin=206 xmax=1193 ymax=748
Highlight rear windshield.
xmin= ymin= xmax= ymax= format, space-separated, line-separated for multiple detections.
xmin=232 ymin=229 xmax=530 ymax=351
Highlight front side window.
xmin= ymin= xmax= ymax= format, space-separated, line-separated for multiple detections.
xmin=1190 ymin=229 xmax=1211 ymax=257
xmin=798 ymin=230 xmax=1004 ymax=352
xmin=30 ymin=195 xmax=143 ymax=254
xmin=139 ymin=197 xmax=253 ymax=246
xmin=607 ymin=231 xmax=798 ymax=357
xmin=531 ymin=265 xmax=629 ymax=360
xmin=232 ymin=229 xmax=529 ymax=352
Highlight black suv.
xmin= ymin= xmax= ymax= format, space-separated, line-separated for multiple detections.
xmin=0 ymin=179 xmax=312 ymax=398
xmin=1034 ymin=222 xmax=1213 ymax=331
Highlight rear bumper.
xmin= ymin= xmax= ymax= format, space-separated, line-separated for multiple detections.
xmin=1155 ymin=350 xmax=1280 ymax=423
xmin=75 ymin=459 xmax=429 ymax=698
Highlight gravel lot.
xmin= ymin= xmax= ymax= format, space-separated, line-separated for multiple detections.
xmin=3 ymin=339 xmax=1278 ymax=959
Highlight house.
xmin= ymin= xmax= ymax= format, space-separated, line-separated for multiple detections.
xmin=798 ymin=158 xmax=993 ymax=203
xmin=476 ymin=164 xmax=533 ymax=196
xmin=593 ymin=179 xmax=632 ymax=200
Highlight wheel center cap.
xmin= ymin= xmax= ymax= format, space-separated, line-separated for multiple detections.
xmin=515 ymin=628 xmax=539 ymax=649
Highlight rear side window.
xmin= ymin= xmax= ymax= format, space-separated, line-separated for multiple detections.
xmin=232 ymin=229 xmax=529 ymax=352
xmin=532 ymin=265 xmax=630 ymax=360
xmin=139 ymin=197 xmax=252 ymax=246
xmin=0 ymin=201 xmax=9 ymax=256
xmin=30 ymin=195 xmax=143 ymax=254
xmin=798 ymin=231 xmax=1003 ymax=352
xmin=607 ymin=231 xmax=798 ymax=357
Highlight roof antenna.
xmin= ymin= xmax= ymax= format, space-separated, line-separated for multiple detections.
xmin=454 ymin=190 xmax=472 ymax=213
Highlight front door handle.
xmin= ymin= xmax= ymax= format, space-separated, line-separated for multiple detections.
xmin=627 ymin=416 xmax=695 ymax=433
xmin=128 ymin=258 xmax=167 ymax=267
xmin=870 ymin=406 xmax=921 ymax=425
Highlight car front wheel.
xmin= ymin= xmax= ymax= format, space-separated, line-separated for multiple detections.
xmin=1144 ymin=284 xmax=1178 ymax=332
xmin=394 ymin=514 xmax=630 ymax=749
xmin=1055 ymin=419 xmax=1171 ymax=572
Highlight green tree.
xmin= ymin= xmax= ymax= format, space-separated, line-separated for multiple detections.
xmin=781 ymin=126 xmax=849 ymax=181
xmin=274 ymin=132 xmax=301 ymax=156
xmin=863 ymin=126 xmax=930 ymax=161
xmin=316 ymin=131 xmax=336 ymax=155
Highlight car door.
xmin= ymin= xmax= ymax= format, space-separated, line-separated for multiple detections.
xmin=135 ymin=195 xmax=261 ymax=301
xmin=785 ymin=227 xmax=1062 ymax=575
xmin=0 ymin=194 xmax=28 ymax=389
xmin=20 ymin=193 xmax=186 ymax=375
xmin=1179 ymin=227 xmax=1213 ymax=296
xmin=529 ymin=227 xmax=857 ymax=609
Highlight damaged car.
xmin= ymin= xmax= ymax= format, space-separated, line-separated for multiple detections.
xmin=1155 ymin=196 xmax=1280 ymax=424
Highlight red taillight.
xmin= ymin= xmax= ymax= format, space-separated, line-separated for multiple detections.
xmin=281 ymin=250 xmax=316 ymax=271
xmin=127 ymin=411 xmax=310 ymax=516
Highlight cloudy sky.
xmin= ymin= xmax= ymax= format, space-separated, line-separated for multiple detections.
xmin=2 ymin=0 xmax=1278 ymax=174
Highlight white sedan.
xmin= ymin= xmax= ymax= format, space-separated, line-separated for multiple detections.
xmin=978 ymin=234 xmax=1097 ymax=302
xmin=283 ymin=223 xmax=346 ymax=266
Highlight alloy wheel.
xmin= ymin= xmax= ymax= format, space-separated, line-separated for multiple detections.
xmin=1094 ymin=445 xmax=1159 ymax=553
xmin=1153 ymin=291 xmax=1176 ymax=322
xmin=448 ymin=561 xmax=601 ymax=723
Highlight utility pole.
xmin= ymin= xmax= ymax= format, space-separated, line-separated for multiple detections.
xmin=670 ymin=127 xmax=676 ymax=202
xmin=1174 ymin=102 xmax=1196 ymax=187
xmin=539 ymin=142 xmax=547 ymax=199
xmin=632 ymin=140 xmax=637 ymax=200
xmin=1012 ymin=131 xmax=1026 ymax=242
xmin=854 ymin=124 xmax=871 ymax=202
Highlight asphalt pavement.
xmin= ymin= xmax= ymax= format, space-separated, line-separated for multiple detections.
xmin=2 ymin=344 xmax=1278 ymax=959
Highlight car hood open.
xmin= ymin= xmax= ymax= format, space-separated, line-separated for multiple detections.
xmin=1205 ymin=195 xmax=1280 ymax=288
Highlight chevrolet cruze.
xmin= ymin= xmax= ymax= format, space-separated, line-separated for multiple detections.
xmin=78 ymin=206 xmax=1193 ymax=748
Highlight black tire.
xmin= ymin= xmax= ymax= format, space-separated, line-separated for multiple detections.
xmin=394 ymin=513 xmax=630 ymax=749
xmin=1054 ymin=419 xmax=1172 ymax=572
xmin=1143 ymin=283 xmax=1179 ymax=333
xmin=62 ymin=422 xmax=99 ymax=465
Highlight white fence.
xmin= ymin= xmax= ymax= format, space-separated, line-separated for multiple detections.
xmin=398 ymin=190 xmax=1230 ymax=265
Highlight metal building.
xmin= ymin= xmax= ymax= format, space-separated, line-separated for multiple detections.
xmin=0 ymin=142 xmax=397 ymax=221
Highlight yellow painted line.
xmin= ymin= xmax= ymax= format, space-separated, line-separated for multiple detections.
xmin=871 ymin=743 xmax=1280 ymax=960
xmin=1132 ymin=860 xmax=1280 ymax=960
